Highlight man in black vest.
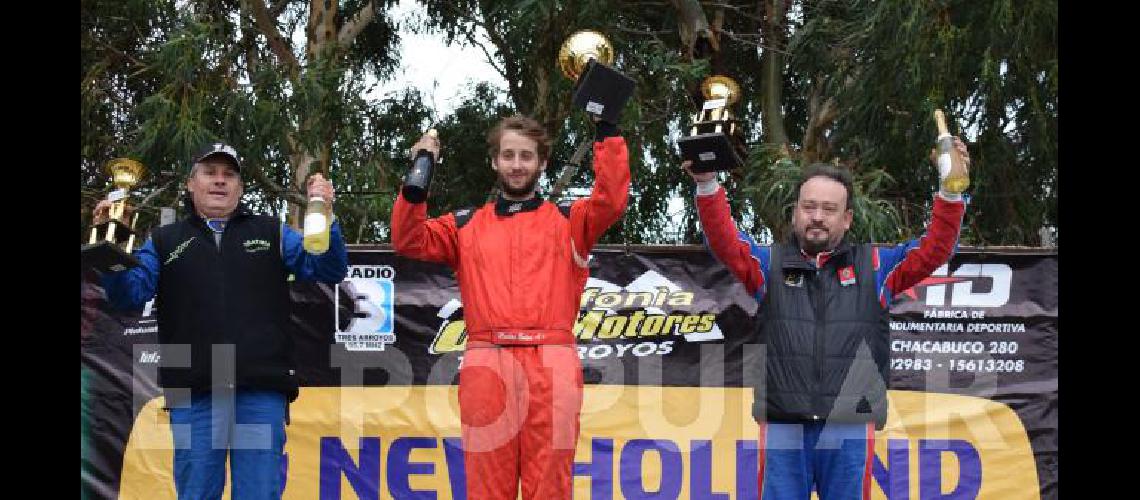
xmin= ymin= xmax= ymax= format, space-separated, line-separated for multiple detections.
xmin=95 ymin=142 xmax=348 ymax=499
xmin=683 ymin=138 xmax=969 ymax=499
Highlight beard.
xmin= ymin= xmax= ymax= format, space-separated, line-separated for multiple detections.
xmin=498 ymin=169 xmax=541 ymax=198
xmin=797 ymin=225 xmax=833 ymax=255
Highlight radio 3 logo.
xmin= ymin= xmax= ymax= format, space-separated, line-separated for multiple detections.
xmin=335 ymin=265 xmax=396 ymax=351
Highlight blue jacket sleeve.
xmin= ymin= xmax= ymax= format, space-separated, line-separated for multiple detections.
xmin=873 ymin=194 xmax=967 ymax=308
xmin=282 ymin=220 xmax=349 ymax=284
xmin=100 ymin=238 xmax=160 ymax=311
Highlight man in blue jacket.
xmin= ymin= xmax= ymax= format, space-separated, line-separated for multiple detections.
xmin=94 ymin=142 xmax=348 ymax=499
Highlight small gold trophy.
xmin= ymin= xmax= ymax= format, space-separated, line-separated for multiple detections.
xmin=82 ymin=158 xmax=146 ymax=273
xmin=558 ymin=30 xmax=636 ymax=124
xmin=678 ymin=75 xmax=747 ymax=172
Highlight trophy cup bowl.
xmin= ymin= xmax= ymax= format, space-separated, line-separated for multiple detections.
xmin=106 ymin=158 xmax=146 ymax=190
xmin=558 ymin=30 xmax=615 ymax=81
xmin=702 ymin=75 xmax=741 ymax=105
xmin=558 ymin=30 xmax=635 ymax=124
xmin=679 ymin=75 xmax=747 ymax=173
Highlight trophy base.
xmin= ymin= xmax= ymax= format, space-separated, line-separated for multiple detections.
xmin=90 ymin=219 xmax=137 ymax=241
xmin=572 ymin=59 xmax=636 ymax=124
xmin=678 ymin=133 xmax=746 ymax=172
xmin=81 ymin=241 xmax=141 ymax=274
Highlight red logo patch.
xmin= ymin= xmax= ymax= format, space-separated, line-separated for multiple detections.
xmin=838 ymin=266 xmax=856 ymax=286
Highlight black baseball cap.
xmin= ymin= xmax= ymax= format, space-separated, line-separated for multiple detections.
xmin=189 ymin=142 xmax=242 ymax=173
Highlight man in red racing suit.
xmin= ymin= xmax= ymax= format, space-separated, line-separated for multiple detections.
xmin=392 ymin=115 xmax=630 ymax=499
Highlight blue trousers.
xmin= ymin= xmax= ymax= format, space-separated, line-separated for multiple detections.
xmin=169 ymin=390 xmax=288 ymax=499
xmin=758 ymin=421 xmax=875 ymax=500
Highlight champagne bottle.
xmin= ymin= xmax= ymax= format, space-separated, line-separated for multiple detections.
xmin=302 ymin=195 xmax=331 ymax=254
xmin=402 ymin=129 xmax=439 ymax=203
xmin=934 ymin=109 xmax=969 ymax=193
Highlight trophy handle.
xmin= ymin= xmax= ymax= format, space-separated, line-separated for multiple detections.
xmin=109 ymin=200 xmax=124 ymax=220
xmin=125 ymin=212 xmax=140 ymax=253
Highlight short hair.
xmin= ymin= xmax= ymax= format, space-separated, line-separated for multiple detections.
xmin=796 ymin=163 xmax=854 ymax=209
xmin=486 ymin=115 xmax=552 ymax=163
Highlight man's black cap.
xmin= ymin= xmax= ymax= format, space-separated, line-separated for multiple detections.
xmin=189 ymin=142 xmax=242 ymax=173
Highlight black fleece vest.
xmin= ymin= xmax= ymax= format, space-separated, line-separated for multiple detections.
xmin=150 ymin=208 xmax=296 ymax=404
xmin=754 ymin=241 xmax=891 ymax=428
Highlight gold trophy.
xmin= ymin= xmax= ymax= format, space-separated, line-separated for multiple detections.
xmin=82 ymin=158 xmax=146 ymax=273
xmin=677 ymin=75 xmax=747 ymax=172
xmin=558 ymin=30 xmax=636 ymax=124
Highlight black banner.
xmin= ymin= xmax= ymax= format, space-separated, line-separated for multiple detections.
xmin=81 ymin=246 xmax=1056 ymax=499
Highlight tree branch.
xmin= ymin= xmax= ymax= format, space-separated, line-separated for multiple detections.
xmin=450 ymin=3 xmax=521 ymax=110
xmin=137 ymin=179 xmax=180 ymax=207
xmin=285 ymin=132 xmax=315 ymax=185
xmin=244 ymin=0 xmax=300 ymax=79
xmin=454 ymin=21 xmax=508 ymax=81
xmin=550 ymin=140 xmax=593 ymax=199
xmin=89 ymin=35 xmax=147 ymax=68
xmin=701 ymin=2 xmax=764 ymax=22
xmin=270 ymin=0 xmax=292 ymax=17
xmin=614 ymin=26 xmax=672 ymax=37
xmin=802 ymin=82 xmax=838 ymax=164
xmin=337 ymin=0 xmax=377 ymax=48
xmin=760 ymin=0 xmax=789 ymax=147
xmin=670 ymin=0 xmax=717 ymax=61
xmin=245 ymin=160 xmax=308 ymax=206
xmin=306 ymin=0 xmax=338 ymax=61
xmin=714 ymin=31 xmax=792 ymax=55
xmin=356 ymin=213 xmax=368 ymax=244
xmin=235 ymin=6 xmax=263 ymax=79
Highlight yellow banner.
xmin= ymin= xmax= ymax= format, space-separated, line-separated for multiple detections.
xmin=120 ymin=388 xmax=1037 ymax=499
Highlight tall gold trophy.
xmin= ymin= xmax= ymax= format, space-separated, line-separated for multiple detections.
xmin=677 ymin=75 xmax=747 ymax=172
xmin=558 ymin=30 xmax=636 ymax=124
xmin=82 ymin=158 xmax=146 ymax=273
